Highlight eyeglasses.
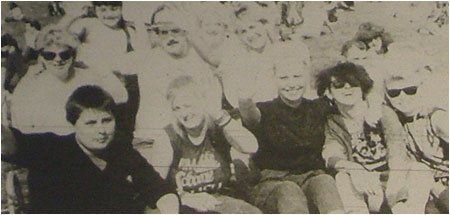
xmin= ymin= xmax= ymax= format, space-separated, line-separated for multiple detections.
xmin=387 ymin=86 xmax=418 ymax=98
xmin=41 ymin=49 xmax=74 ymax=61
xmin=148 ymin=27 xmax=186 ymax=36
xmin=331 ymin=79 xmax=360 ymax=89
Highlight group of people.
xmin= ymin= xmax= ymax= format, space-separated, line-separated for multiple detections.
xmin=1 ymin=1 xmax=448 ymax=214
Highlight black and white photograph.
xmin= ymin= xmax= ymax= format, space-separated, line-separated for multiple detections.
xmin=1 ymin=1 xmax=448 ymax=214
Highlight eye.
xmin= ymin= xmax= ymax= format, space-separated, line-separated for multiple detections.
xmin=102 ymin=117 xmax=113 ymax=123
xmin=111 ymin=6 xmax=119 ymax=11
xmin=293 ymin=75 xmax=302 ymax=78
xmin=85 ymin=120 xmax=97 ymax=125
xmin=279 ymin=76 xmax=288 ymax=80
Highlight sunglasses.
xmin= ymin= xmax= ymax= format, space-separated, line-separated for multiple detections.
xmin=41 ymin=49 xmax=74 ymax=61
xmin=331 ymin=79 xmax=360 ymax=89
xmin=387 ymin=86 xmax=418 ymax=98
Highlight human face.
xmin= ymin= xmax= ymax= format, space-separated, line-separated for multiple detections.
xmin=329 ymin=77 xmax=363 ymax=106
xmin=154 ymin=24 xmax=189 ymax=58
xmin=40 ymin=45 xmax=74 ymax=81
xmin=171 ymin=90 xmax=205 ymax=131
xmin=275 ymin=63 xmax=307 ymax=104
xmin=199 ymin=22 xmax=227 ymax=51
xmin=74 ymin=109 xmax=116 ymax=152
xmin=386 ymin=79 xmax=421 ymax=116
xmin=236 ymin=20 xmax=267 ymax=52
xmin=347 ymin=44 xmax=369 ymax=61
xmin=95 ymin=5 xmax=122 ymax=28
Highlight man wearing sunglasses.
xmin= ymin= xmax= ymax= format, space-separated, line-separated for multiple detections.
xmin=383 ymin=43 xmax=448 ymax=214
xmin=130 ymin=4 xmax=223 ymax=143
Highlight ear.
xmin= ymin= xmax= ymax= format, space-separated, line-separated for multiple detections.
xmin=324 ymin=88 xmax=333 ymax=100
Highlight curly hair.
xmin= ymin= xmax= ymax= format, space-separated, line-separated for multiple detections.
xmin=316 ymin=62 xmax=374 ymax=98
xmin=35 ymin=25 xmax=80 ymax=51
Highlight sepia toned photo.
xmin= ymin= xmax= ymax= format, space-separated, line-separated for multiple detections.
xmin=1 ymin=1 xmax=448 ymax=214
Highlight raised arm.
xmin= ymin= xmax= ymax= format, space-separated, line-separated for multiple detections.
xmin=222 ymin=116 xmax=258 ymax=154
xmin=238 ymin=97 xmax=262 ymax=127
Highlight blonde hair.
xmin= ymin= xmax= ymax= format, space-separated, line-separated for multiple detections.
xmin=35 ymin=25 xmax=80 ymax=50
xmin=166 ymin=75 xmax=214 ymax=138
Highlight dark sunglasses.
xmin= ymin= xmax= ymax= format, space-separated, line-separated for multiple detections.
xmin=387 ymin=86 xmax=418 ymax=98
xmin=331 ymin=79 xmax=360 ymax=89
xmin=41 ymin=49 xmax=74 ymax=61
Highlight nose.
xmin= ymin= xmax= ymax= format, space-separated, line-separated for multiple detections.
xmin=287 ymin=8 xmax=303 ymax=26
xmin=343 ymin=83 xmax=352 ymax=89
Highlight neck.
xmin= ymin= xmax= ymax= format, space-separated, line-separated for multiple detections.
xmin=336 ymin=100 xmax=366 ymax=121
xmin=280 ymin=96 xmax=302 ymax=108
xmin=186 ymin=118 xmax=206 ymax=138
xmin=75 ymin=135 xmax=106 ymax=158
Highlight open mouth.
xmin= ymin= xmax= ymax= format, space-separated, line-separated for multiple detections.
xmin=167 ymin=40 xmax=179 ymax=46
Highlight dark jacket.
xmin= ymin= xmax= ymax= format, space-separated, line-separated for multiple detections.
xmin=2 ymin=128 xmax=176 ymax=213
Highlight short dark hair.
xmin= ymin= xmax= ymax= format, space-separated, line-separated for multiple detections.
xmin=92 ymin=1 xmax=122 ymax=7
xmin=66 ymin=85 xmax=116 ymax=125
xmin=316 ymin=62 xmax=374 ymax=98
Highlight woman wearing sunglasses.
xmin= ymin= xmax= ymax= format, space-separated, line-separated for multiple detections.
xmin=317 ymin=62 xmax=431 ymax=213
xmin=10 ymin=25 xmax=128 ymax=135
xmin=383 ymin=43 xmax=448 ymax=214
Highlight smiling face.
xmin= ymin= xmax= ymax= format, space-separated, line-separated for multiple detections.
xmin=95 ymin=5 xmax=123 ymax=28
xmin=171 ymin=90 xmax=205 ymax=131
xmin=39 ymin=44 xmax=74 ymax=81
xmin=74 ymin=108 xmax=116 ymax=152
xmin=329 ymin=77 xmax=363 ymax=106
xmin=236 ymin=20 xmax=268 ymax=52
xmin=274 ymin=62 xmax=307 ymax=104
xmin=155 ymin=23 xmax=189 ymax=58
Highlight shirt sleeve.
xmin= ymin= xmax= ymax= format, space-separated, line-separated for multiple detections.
xmin=1 ymin=128 xmax=55 ymax=169
xmin=322 ymin=120 xmax=348 ymax=169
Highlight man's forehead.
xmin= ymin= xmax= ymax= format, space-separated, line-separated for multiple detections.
xmin=274 ymin=65 xmax=305 ymax=77
xmin=386 ymin=77 xmax=421 ymax=89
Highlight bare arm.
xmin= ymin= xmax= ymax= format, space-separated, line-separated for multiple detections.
xmin=222 ymin=117 xmax=258 ymax=154
xmin=238 ymin=97 xmax=261 ymax=127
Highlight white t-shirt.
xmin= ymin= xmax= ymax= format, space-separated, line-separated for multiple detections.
xmin=11 ymin=64 xmax=128 ymax=135
xmin=219 ymin=40 xmax=278 ymax=108
xmin=69 ymin=18 xmax=137 ymax=73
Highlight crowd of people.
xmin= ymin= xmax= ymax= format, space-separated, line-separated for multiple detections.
xmin=1 ymin=1 xmax=448 ymax=214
